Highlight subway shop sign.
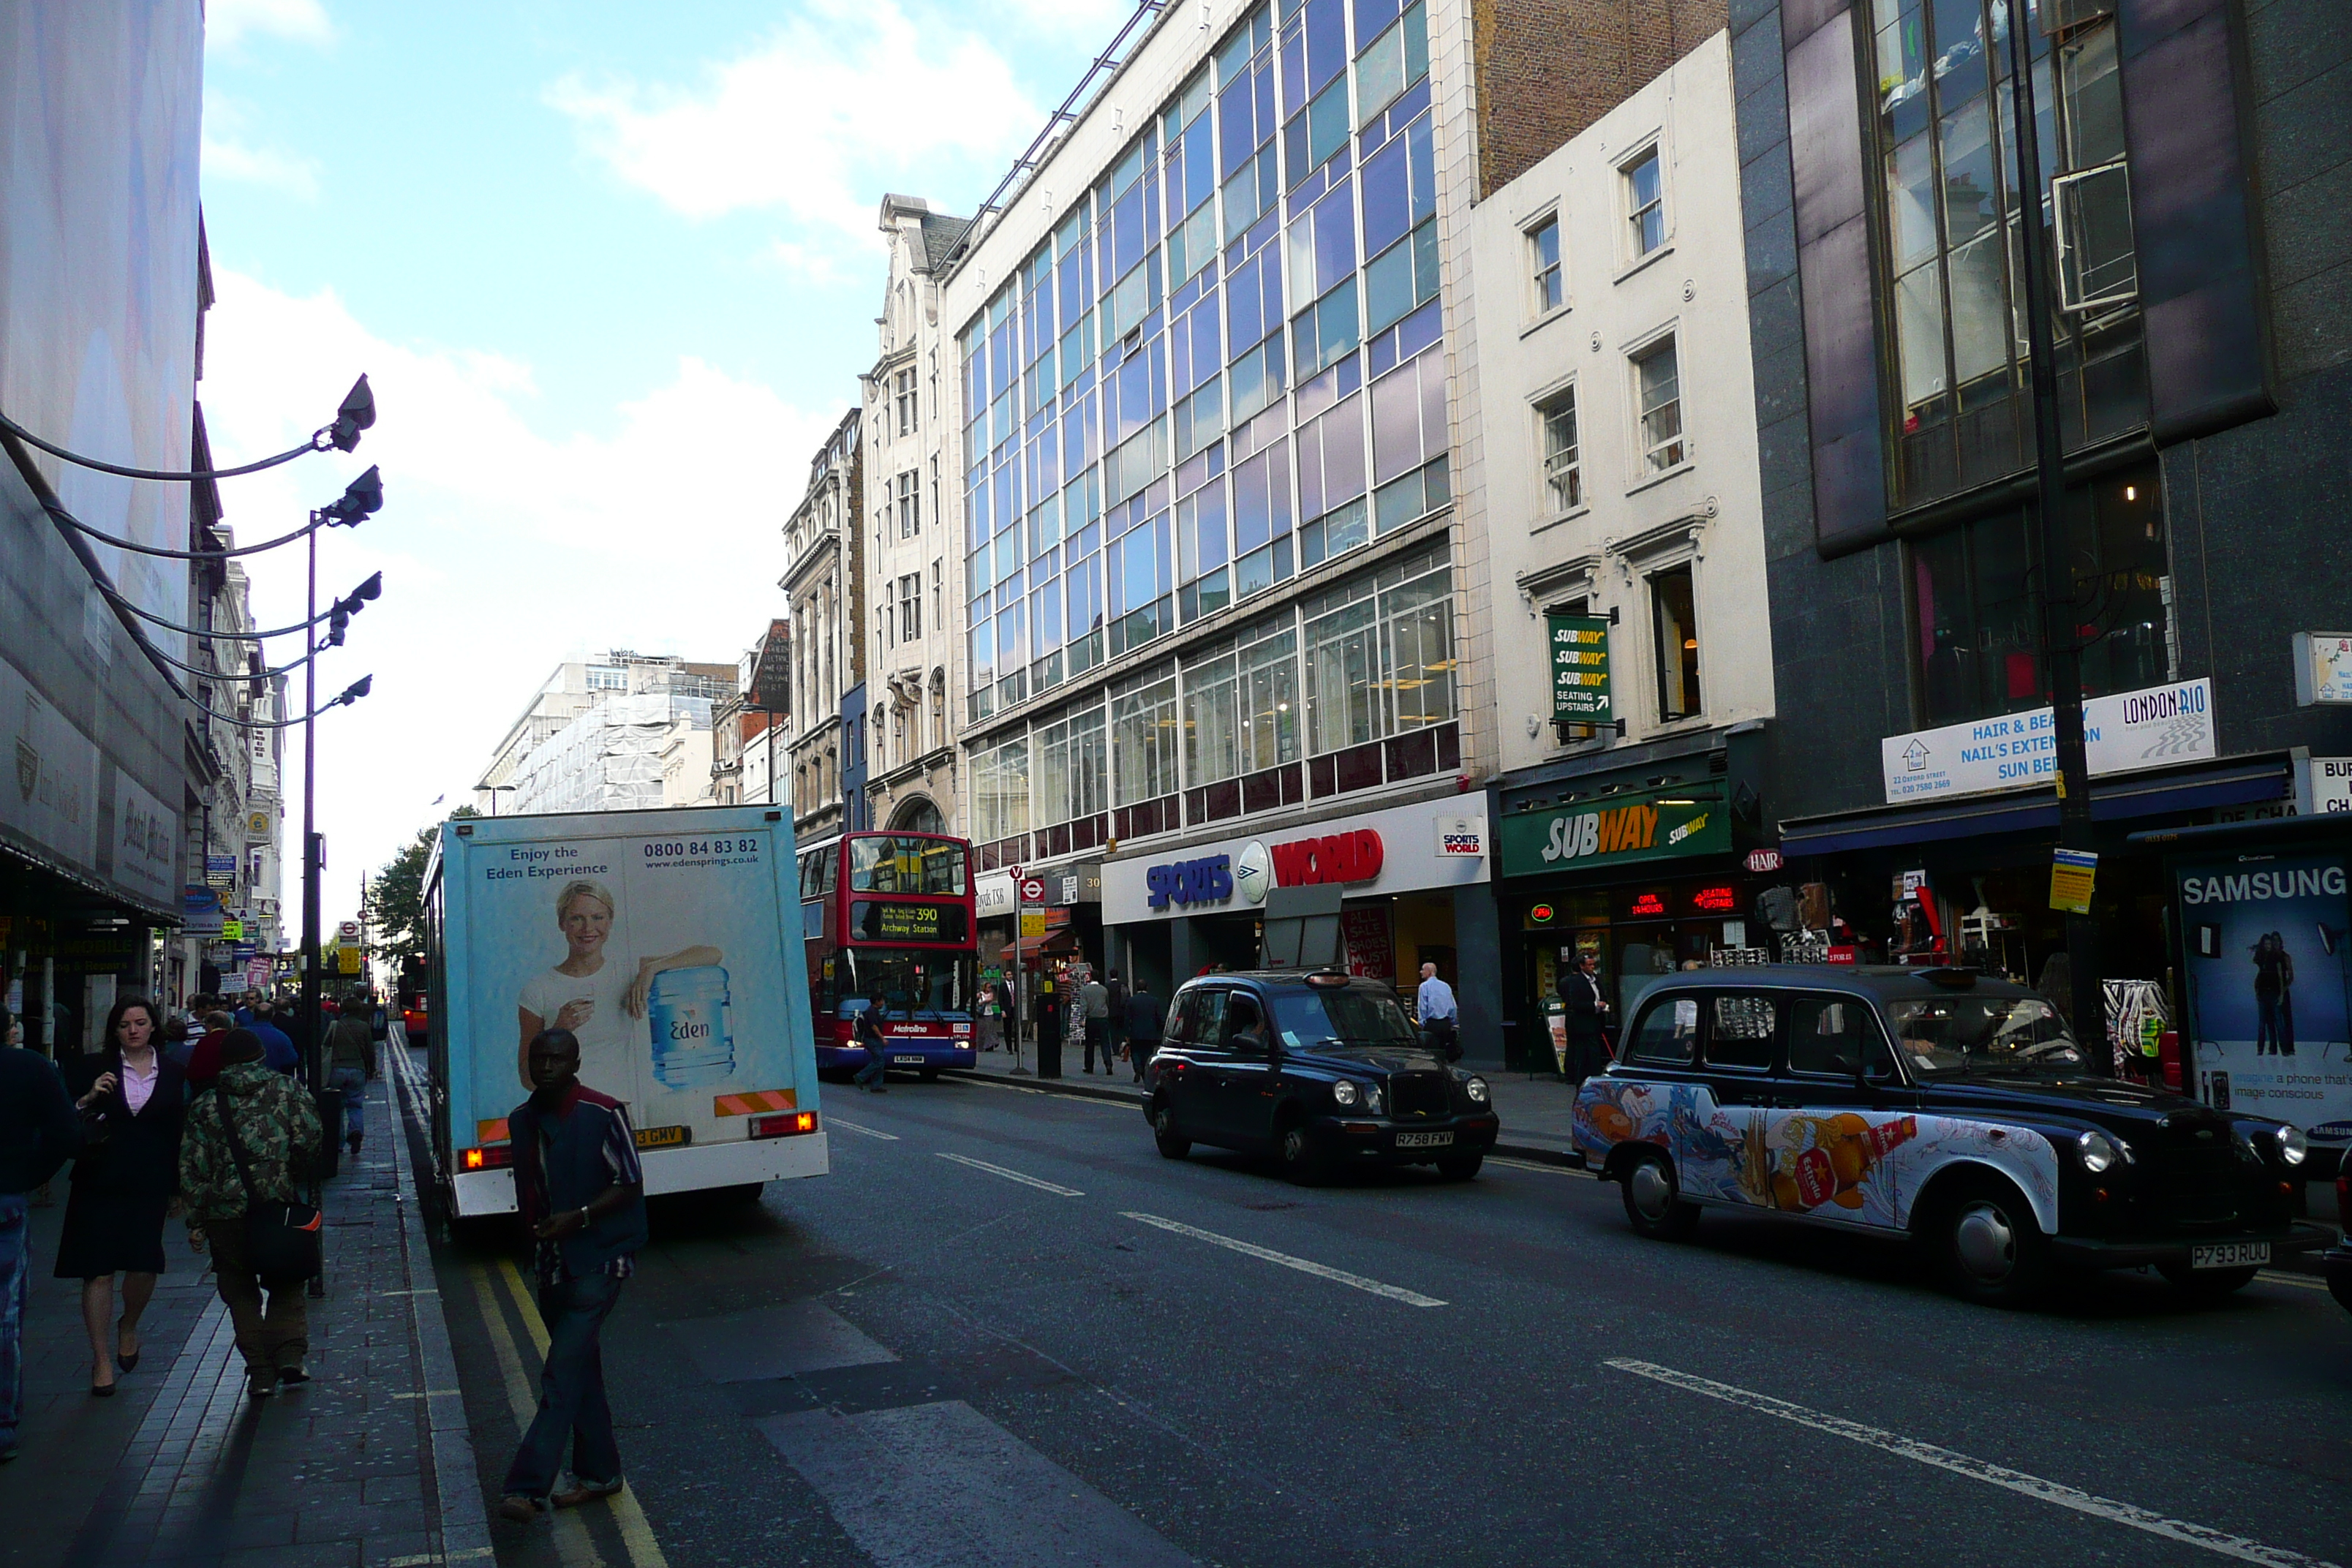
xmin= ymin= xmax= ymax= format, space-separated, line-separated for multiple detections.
xmin=1499 ymin=791 xmax=1730 ymax=877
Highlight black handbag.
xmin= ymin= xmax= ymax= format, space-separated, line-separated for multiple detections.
xmin=218 ymin=1095 xmax=323 ymax=1281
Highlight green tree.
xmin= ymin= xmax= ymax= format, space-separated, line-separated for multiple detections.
xmin=363 ymin=806 xmax=479 ymax=965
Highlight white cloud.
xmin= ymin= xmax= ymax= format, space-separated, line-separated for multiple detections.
xmin=196 ymin=271 xmax=834 ymax=915
xmin=546 ymin=0 xmax=1039 ymax=244
xmin=203 ymin=91 xmax=322 ymax=199
xmin=206 ymin=0 xmax=333 ymax=48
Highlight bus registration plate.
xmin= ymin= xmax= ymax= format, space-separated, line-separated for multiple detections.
xmin=635 ymin=1125 xmax=692 ymax=1150
xmin=892 ymin=1054 xmax=927 ymax=1065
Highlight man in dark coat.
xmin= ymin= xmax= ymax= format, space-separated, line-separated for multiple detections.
xmin=1121 ymin=982 xmax=1164 ymax=1084
xmin=499 ymin=1028 xmax=646 ymax=1522
xmin=1558 ymin=952 xmax=1611 ymax=1085
xmin=1 ymin=1008 xmax=80 ymax=1461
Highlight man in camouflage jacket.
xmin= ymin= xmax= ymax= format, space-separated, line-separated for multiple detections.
xmin=178 ymin=1030 xmax=321 ymax=1398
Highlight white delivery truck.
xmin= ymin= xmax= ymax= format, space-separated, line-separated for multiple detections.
xmin=420 ymin=805 xmax=826 ymax=1218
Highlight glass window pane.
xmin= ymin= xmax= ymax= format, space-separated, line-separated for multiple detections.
xmin=1939 ymin=99 xmax=2000 ymax=249
xmin=1947 ymin=227 xmax=2010 ymax=387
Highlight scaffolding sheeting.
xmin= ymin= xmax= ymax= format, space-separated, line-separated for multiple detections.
xmin=510 ymin=693 xmax=712 ymax=815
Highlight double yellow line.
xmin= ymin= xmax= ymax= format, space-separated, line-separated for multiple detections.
xmin=470 ymin=1256 xmax=668 ymax=1568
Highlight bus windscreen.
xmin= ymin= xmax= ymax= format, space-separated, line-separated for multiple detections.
xmin=848 ymin=836 xmax=968 ymax=896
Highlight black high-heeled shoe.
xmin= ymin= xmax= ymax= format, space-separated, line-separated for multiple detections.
xmin=89 ymin=1379 xmax=116 ymax=1398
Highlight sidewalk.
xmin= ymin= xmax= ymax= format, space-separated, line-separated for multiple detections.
xmin=946 ymin=1047 xmax=1588 ymax=1162
xmin=1 ymin=1070 xmax=491 ymax=1568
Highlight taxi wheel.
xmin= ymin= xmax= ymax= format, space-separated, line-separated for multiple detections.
xmin=2155 ymin=1262 xmax=2259 ymax=1301
xmin=1933 ymin=1175 xmax=2049 ymax=1307
xmin=1277 ymin=1120 xmax=1329 ymax=1186
xmin=1621 ymin=1151 xmax=1698 ymax=1240
xmin=1152 ymin=1104 xmax=1191 ymax=1160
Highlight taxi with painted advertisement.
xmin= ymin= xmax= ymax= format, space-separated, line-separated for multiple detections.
xmin=1572 ymin=965 xmax=2330 ymax=1305
xmin=1146 ymin=969 xmax=1499 ymax=1182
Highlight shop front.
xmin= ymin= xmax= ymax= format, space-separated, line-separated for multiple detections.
xmin=1100 ymin=796 xmax=1499 ymax=1061
xmin=1494 ymin=779 xmax=1770 ymax=1071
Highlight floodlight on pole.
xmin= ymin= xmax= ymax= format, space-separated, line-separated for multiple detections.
xmin=0 ymin=374 xmax=374 ymax=480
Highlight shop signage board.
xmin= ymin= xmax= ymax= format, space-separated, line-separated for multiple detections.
xmin=244 ymin=958 xmax=271 ymax=990
xmin=2310 ymin=758 xmax=2352 ymax=815
xmin=1338 ymin=906 xmax=1395 ymax=979
xmin=2291 ymin=633 xmax=2352 ymax=705
xmin=205 ymin=853 xmax=238 ymax=889
xmin=1496 ymin=791 xmax=1730 ymax=878
xmin=1880 ymin=679 xmax=2217 ymax=805
xmin=2174 ymin=851 xmax=2352 ymax=1150
xmin=975 ymin=873 xmax=1017 ymax=918
xmin=1103 ymin=796 xmax=1490 ymax=922
xmin=1435 ymin=815 xmax=1485 ymax=857
xmin=182 ymin=884 xmax=225 ymax=937
xmin=1547 ymin=614 xmax=1612 ymax=720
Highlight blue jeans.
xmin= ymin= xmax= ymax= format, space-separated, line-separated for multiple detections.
xmin=853 ymin=1041 xmax=887 ymax=1088
xmin=503 ymin=1271 xmax=624 ymax=1497
xmin=0 ymin=1194 xmax=29 ymax=1450
xmin=331 ymin=1068 xmax=366 ymax=1139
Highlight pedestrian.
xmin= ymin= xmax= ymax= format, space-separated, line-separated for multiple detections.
xmin=57 ymin=996 xmax=186 ymax=1396
xmin=853 ymin=998 xmax=890 ymax=1093
xmin=231 ymin=994 xmax=255 ymax=1028
xmin=1415 ymin=962 xmax=1461 ymax=1062
xmin=1122 ymin=981 xmax=1164 ymax=1084
xmin=179 ymin=1028 xmax=321 ymax=1400
xmin=1 ymin=1006 xmax=81 ymax=1463
xmin=1079 ymin=971 xmax=1113 ymax=1074
xmin=324 ymin=993 xmax=377 ymax=1156
xmin=1103 ymin=970 xmax=1127 ymax=1070
xmin=497 ymin=1027 xmax=645 ymax=1523
xmin=249 ymin=1002 xmax=300 ymax=1077
xmin=1558 ymin=951 xmax=1611 ymax=1085
xmin=183 ymin=1011 xmax=236 ymax=1093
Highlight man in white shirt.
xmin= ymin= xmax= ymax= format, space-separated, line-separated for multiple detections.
xmin=1415 ymin=963 xmax=1460 ymax=1060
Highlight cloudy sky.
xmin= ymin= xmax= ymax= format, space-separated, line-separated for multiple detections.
xmin=196 ymin=0 xmax=1136 ymax=924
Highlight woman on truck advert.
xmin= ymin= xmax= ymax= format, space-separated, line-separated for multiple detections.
xmin=514 ymin=878 xmax=722 ymax=1090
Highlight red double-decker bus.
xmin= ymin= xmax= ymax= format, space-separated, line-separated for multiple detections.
xmin=797 ymin=831 xmax=978 ymax=1080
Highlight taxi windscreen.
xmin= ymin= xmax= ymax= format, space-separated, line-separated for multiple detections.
xmin=1889 ymin=994 xmax=2084 ymax=1077
xmin=1269 ymin=987 xmax=1420 ymax=1051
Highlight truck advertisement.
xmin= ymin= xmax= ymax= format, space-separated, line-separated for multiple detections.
xmin=433 ymin=807 xmax=824 ymax=1216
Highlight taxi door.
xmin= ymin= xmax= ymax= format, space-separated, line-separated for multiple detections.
xmin=1689 ymin=990 xmax=1783 ymax=1209
xmin=1765 ymin=992 xmax=1920 ymax=1225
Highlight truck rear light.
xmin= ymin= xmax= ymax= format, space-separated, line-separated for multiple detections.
xmin=461 ymin=1145 xmax=513 ymax=1171
xmin=750 ymin=1112 xmax=817 ymax=1139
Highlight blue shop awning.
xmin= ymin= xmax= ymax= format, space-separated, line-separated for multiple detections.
xmin=1778 ymin=755 xmax=2292 ymax=858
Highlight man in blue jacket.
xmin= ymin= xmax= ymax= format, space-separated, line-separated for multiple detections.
xmin=1 ymin=1006 xmax=81 ymax=1463
xmin=498 ymin=1027 xmax=647 ymax=1521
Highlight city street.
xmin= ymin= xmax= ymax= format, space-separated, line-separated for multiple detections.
xmin=419 ymin=1058 xmax=2352 ymax=1568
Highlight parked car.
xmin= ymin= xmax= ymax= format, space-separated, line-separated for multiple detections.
xmin=1573 ymin=965 xmax=2329 ymax=1306
xmin=1145 ymin=969 xmax=1499 ymax=1183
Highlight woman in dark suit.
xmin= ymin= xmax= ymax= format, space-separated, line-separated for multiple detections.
xmin=57 ymin=996 xmax=184 ymax=1395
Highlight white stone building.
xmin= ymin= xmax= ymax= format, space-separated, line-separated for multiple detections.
xmin=783 ymin=411 xmax=864 ymax=841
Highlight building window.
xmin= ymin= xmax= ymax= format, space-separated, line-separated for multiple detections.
xmin=895 ymin=369 xmax=918 ymax=435
xmin=898 ymin=573 xmax=922 ymax=642
xmin=896 ymin=470 xmax=921 ymax=538
xmin=1539 ymin=388 xmax=1581 ymax=514
xmin=585 ymin=665 xmax=627 ymax=692
xmin=1110 ymin=668 xmax=1179 ymax=807
xmin=930 ymin=560 xmax=943 ymax=626
xmin=1622 ymin=148 xmax=1665 ymax=260
xmin=970 ymin=736 xmax=1028 ymax=843
xmin=1528 ymin=215 xmax=1563 ymax=314
xmin=1036 ymin=703 xmax=1109 ymax=828
xmin=1301 ymin=545 xmax=1454 ymax=754
xmin=1634 ymin=338 xmax=1684 ymax=472
xmin=1650 ymin=564 xmax=1701 ymax=721
xmin=1872 ymin=1 xmax=2142 ymax=505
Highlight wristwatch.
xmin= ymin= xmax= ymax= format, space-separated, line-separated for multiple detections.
xmin=576 ymin=1207 xmax=592 ymax=1229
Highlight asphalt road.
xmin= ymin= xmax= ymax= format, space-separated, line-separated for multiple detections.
xmin=423 ymin=1066 xmax=2352 ymax=1568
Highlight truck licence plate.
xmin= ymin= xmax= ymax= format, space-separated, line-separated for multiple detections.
xmin=892 ymin=1054 xmax=927 ymax=1064
xmin=635 ymin=1125 xmax=691 ymax=1150
xmin=1394 ymin=1131 xmax=1453 ymax=1149
xmin=2190 ymin=1241 xmax=2269 ymax=1270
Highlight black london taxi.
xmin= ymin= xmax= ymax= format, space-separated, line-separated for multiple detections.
xmin=1572 ymin=965 xmax=2330 ymax=1306
xmin=1145 ymin=969 xmax=1500 ymax=1182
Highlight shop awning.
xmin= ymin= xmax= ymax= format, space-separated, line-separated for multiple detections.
xmin=1778 ymin=755 xmax=2293 ymax=858
xmin=998 ymin=926 xmax=1079 ymax=962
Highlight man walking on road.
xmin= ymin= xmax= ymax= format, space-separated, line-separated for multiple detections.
xmin=179 ymin=1029 xmax=322 ymax=1401
xmin=853 ymin=998 xmax=891 ymax=1093
xmin=1 ymin=1007 xmax=80 ymax=1462
xmin=1079 ymin=972 xmax=1113 ymax=1075
xmin=1416 ymin=962 xmax=1460 ymax=1060
xmin=499 ymin=1027 xmax=646 ymax=1523
xmin=1122 ymin=981 xmax=1164 ymax=1084
xmin=323 ymin=995 xmax=377 ymax=1156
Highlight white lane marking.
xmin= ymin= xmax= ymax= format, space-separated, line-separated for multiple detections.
xmin=826 ymin=1116 xmax=901 ymax=1141
xmin=1122 ymin=1212 xmax=1447 ymax=1308
xmin=1605 ymin=1359 xmax=2340 ymax=1568
xmin=2255 ymin=1270 xmax=2327 ymax=1292
xmin=1487 ymin=1156 xmax=1596 ymax=1179
xmin=935 ymin=1150 xmax=1085 ymax=1196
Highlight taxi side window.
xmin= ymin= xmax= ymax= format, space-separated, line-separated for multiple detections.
xmin=1861 ymin=1026 xmax=1900 ymax=1084
xmin=1625 ymin=997 xmax=1699 ymax=1066
xmin=1705 ymin=992 xmax=1779 ymax=1071
xmin=1163 ymin=991 xmax=1199 ymax=1046
xmin=1190 ymin=989 xmax=1229 ymax=1047
xmin=1224 ymin=992 xmax=1267 ymax=1051
xmin=1786 ymin=996 xmax=1877 ymax=1077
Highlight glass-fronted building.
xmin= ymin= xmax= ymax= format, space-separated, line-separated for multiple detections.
xmin=943 ymin=0 xmax=1499 ymax=1037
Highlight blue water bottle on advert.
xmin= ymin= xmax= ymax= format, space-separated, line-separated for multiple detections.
xmin=649 ymin=966 xmax=736 ymax=1088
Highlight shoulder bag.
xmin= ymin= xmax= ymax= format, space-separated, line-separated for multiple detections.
xmin=218 ymin=1093 xmax=323 ymax=1281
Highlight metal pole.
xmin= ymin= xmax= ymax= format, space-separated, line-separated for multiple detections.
xmin=2003 ymin=3 xmax=2103 ymax=1063
xmin=301 ymin=518 xmax=322 ymax=1093
xmin=1009 ymin=883 xmax=1031 ymax=1077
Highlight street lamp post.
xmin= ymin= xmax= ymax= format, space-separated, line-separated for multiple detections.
xmin=2002 ymin=3 xmax=2104 ymax=1061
